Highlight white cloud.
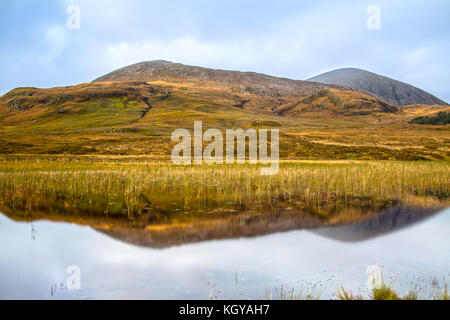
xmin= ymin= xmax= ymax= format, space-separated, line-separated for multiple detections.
xmin=41 ymin=26 xmax=69 ymax=65
xmin=100 ymin=2 xmax=365 ymax=79
xmin=404 ymin=46 xmax=437 ymax=65
xmin=104 ymin=37 xmax=272 ymax=71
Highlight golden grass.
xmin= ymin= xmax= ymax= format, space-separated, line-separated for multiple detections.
xmin=0 ymin=160 xmax=448 ymax=220
xmin=1 ymin=81 xmax=449 ymax=160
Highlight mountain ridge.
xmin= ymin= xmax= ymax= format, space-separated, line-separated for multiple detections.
xmin=94 ymin=61 xmax=447 ymax=107
xmin=93 ymin=60 xmax=352 ymax=97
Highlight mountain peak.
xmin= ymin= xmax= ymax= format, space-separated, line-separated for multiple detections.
xmin=308 ymin=68 xmax=447 ymax=106
xmin=133 ymin=60 xmax=174 ymax=66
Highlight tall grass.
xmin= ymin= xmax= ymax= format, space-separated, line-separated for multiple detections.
xmin=0 ymin=160 xmax=448 ymax=218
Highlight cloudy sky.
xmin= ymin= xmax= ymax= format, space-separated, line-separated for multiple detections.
xmin=0 ymin=0 xmax=449 ymax=102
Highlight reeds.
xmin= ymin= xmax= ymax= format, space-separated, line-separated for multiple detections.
xmin=268 ymin=276 xmax=449 ymax=300
xmin=0 ymin=160 xmax=448 ymax=218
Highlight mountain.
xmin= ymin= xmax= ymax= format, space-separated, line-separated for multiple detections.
xmin=308 ymin=68 xmax=447 ymax=106
xmin=0 ymin=61 xmax=402 ymax=132
xmin=1 ymin=61 xmax=449 ymax=159
xmin=93 ymin=60 xmax=349 ymax=97
xmin=92 ymin=61 xmax=401 ymax=117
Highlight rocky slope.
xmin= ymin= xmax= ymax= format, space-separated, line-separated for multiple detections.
xmin=308 ymin=68 xmax=447 ymax=106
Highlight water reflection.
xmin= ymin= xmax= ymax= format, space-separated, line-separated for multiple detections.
xmin=2 ymin=204 xmax=446 ymax=248
xmin=0 ymin=207 xmax=448 ymax=299
xmin=313 ymin=206 xmax=443 ymax=242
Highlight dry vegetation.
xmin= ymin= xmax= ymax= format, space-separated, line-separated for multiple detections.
xmin=0 ymin=81 xmax=448 ymax=159
xmin=0 ymin=160 xmax=448 ymax=219
xmin=266 ymin=279 xmax=449 ymax=300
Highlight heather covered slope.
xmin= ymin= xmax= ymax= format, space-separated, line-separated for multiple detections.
xmin=0 ymin=80 xmax=402 ymax=134
xmin=308 ymin=68 xmax=447 ymax=106
xmin=0 ymin=62 xmax=449 ymax=159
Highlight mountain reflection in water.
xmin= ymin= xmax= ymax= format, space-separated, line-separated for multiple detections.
xmin=0 ymin=207 xmax=448 ymax=299
xmin=313 ymin=206 xmax=442 ymax=242
xmin=2 ymin=205 xmax=445 ymax=248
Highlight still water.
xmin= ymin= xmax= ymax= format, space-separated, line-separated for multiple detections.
xmin=0 ymin=207 xmax=449 ymax=299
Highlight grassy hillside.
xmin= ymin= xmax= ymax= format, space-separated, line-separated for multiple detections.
xmin=0 ymin=80 xmax=449 ymax=159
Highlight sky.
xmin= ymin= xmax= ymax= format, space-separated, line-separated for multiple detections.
xmin=0 ymin=0 xmax=449 ymax=102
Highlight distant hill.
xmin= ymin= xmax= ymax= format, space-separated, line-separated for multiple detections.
xmin=93 ymin=60 xmax=348 ymax=97
xmin=308 ymin=68 xmax=447 ymax=106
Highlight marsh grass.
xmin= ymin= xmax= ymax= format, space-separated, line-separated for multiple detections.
xmin=435 ymin=279 xmax=449 ymax=300
xmin=265 ymin=284 xmax=324 ymax=300
xmin=336 ymin=284 xmax=414 ymax=300
xmin=442 ymin=285 xmax=449 ymax=300
xmin=0 ymin=160 xmax=448 ymax=221
xmin=269 ymin=278 xmax=448 ymax=300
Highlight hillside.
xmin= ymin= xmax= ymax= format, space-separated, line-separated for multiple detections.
xmin=1 ymin=62 xmax=408 ymax=129
xmin=308 ymin=68 xmax=447 ymax=106
xmin=0 ymin=62 xmax=449 ymax=160
xmin=94 ymin=60 xmax=350 ymax=97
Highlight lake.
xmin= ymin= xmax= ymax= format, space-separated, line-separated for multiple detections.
xmin=0 ymin=206 xmax=449 ymax=299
